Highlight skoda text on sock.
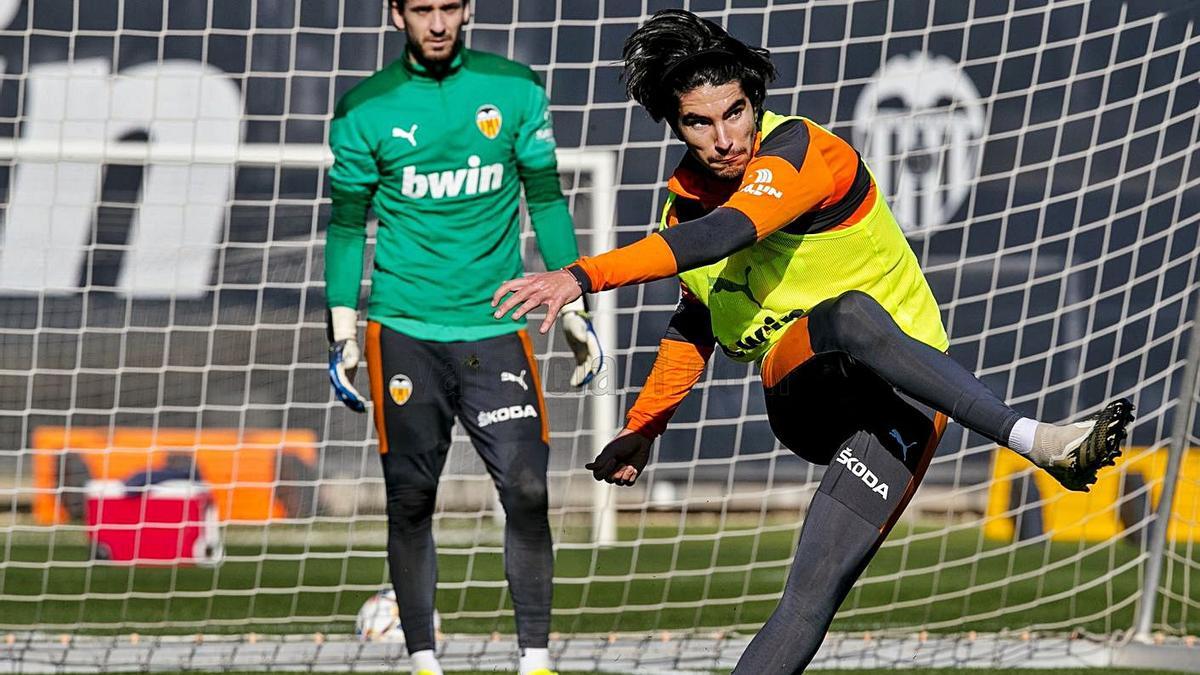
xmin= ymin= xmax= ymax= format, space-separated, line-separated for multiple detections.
xmin=835 ymin=446 xmax=889 ymax=500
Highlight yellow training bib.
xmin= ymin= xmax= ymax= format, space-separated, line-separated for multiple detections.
xmin=663 ymin=114 xmax=949 ymax=364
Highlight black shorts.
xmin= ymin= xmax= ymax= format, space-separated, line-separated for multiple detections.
xmin=363 ymin=323 xmax=549 ymax=486
xmin=764 ymin=352 xmax=946 ymax=472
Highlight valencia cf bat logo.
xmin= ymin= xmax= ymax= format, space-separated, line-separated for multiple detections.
xmin=475 ymin=104 xmax=502 ymax=139
xmin=388 ymin=374 xmax=413 ymax=406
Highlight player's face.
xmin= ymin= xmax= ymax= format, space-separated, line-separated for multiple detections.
xmin=673 ymin=82 xmax=757 ymax=181
xmin=392 ymin=0 xmax=469 ymax=64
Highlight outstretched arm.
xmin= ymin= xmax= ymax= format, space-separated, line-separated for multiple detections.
xmin=492 ymin=121 xmax=843 ymax=327
xmin=625 ymin=295 xmax=715 ymax=437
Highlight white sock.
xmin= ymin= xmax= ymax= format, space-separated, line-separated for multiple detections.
xmin=410 ymin=649 xmax=443 ymax=675
xmin=1007 ymin=417 xmax=1038 ymax=456
xmin=519 ymin=647 xmax=551 ymax=674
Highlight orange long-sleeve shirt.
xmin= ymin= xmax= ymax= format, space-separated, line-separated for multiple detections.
xmin=624 ymin=283 xmax=716 ymax=437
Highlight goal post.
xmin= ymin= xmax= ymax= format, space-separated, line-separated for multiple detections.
xmin=1 ymin=1 xmax=1199 ymax=673
xmin=0 ymin=138 xmax=624 ymax=550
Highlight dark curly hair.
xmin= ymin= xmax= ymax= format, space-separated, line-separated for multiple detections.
xmin=622 ymin=9 xmax=777 ymax=123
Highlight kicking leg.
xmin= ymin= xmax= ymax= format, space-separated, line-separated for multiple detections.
xmin=798 ymin=290 xmax=1133 ymax=490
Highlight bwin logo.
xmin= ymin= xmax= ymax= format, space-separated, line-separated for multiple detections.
xmin=836 ymin=447 xmax=890 ymax=499
xmin=402 ymin=155 xmax=504 ymax=199
xmin=477 ymin=404 xmax=539 ymax=428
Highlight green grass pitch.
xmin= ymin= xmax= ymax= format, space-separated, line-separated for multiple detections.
xmin=2 ymin=522 xmax=1196 ymax=637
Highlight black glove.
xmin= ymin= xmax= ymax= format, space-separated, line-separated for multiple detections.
xmin=585 ymin=430 xmax=654 ymax=486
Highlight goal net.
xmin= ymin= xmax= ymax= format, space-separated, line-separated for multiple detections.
xmin=2 ymin=1 xmax=1200 ymax=672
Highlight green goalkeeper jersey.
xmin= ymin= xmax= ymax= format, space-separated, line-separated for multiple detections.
xmin=324 ymin=47 xmax=579 ymax=341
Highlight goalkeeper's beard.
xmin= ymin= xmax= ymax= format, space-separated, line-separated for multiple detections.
xmin=410 ymin=38 xmax=462 ymax=74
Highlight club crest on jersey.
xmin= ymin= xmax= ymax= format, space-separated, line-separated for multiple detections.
xmin=388 ymin=374 xmax=413 ymax=406
xmin=475 ymin=104 xmax=502 ymax=139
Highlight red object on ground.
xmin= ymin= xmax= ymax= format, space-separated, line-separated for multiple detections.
xmin=85 ymin=494 xmax=212 ymax=565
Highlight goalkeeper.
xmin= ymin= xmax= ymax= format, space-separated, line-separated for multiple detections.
xmin=493 ymin=10 xmax=1133 ymax=673
xmin=324 ymin=2 xmax=598 ymax=674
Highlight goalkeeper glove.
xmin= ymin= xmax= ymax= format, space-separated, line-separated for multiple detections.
xmin=327 ymin=306 xmax=366 ymax=413
xmin=586 ymin=429 xmax=654 ymax=486
xmin=558 ymin=296 xmax=602 ymax=387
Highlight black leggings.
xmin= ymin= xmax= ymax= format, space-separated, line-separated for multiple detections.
xmin=740 ymin=353 xmax=939 ymax=674
xmin=802 ymin=290 xmax=1021 ymax=446
xmin=368 ymin=326 xmax=553 ymax=653
xmin=735 ymin=291 xmax=1020 ymax=673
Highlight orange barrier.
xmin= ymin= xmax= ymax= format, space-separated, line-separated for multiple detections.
xmin=985 ymin=446 xmax=1200 ymax=543
xmin=32 ymin=427 xmax=318 ymax=524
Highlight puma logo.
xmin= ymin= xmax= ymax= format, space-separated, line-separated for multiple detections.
xmin=712 ymin=266 xmax=762 ymax=308
xmin=501 ymin=369 xmax=528 ymax=391
xmin=392 ymin=124 xmax=418 ymax=147
xmin=889 ymin=428 xmax=918 ymax=461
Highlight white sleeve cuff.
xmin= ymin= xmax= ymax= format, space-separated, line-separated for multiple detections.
xmin=329 ymin=306 xmax=359 ymax=342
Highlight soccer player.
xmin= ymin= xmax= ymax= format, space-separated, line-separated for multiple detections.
xmin=492 ymin=10 xmax=1133 ymax=673
xmin=324 ymin=2 xmax=598 ymax=674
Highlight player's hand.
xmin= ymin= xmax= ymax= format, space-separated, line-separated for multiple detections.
xmin=558 ymin=296 xmax=603 ymax=387
xmin=492 ymin=269 xmax=582 ymax=334
xmin=586 ymin=429 xmax=654 ymax=486
xmin=327 ymin=307 xmax=366 ymax=413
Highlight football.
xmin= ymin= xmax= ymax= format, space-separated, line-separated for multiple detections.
xmin=354 ymin=587 xmax=440 ymax=642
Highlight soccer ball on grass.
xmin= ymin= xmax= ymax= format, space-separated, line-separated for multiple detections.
xmin=354 ymin=587 xmax=441 ymax=642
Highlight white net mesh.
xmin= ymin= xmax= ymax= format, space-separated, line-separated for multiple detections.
xmin=1 ymin=0 xmax=1199 ymax=671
